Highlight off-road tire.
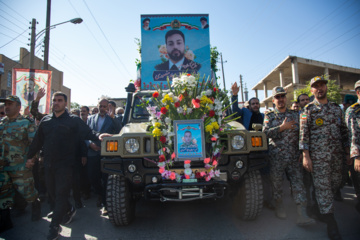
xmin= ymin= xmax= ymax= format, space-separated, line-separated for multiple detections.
xmin=106 ymin=175 xmax=135 ymax=226
xmin=234 ymin=169 xmax=263 ymax=220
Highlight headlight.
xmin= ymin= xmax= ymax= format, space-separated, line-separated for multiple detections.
xmin=125 ymin=138 xmax=139 ymax=153
xmin=232 ymin=135 xmax=245 ymax=150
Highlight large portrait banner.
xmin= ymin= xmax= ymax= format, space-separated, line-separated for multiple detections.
xmin=12 ymin=68 xmax=52 ymax=114
xmin=141 ymin=14 xmax=210 ymax=90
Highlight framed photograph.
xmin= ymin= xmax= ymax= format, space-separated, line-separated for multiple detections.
xmin=173 ymin=119 xmax=206 ymax=161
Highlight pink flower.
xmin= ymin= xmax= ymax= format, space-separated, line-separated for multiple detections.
xmin=204 ymin=158 xmax=210 ymax=164
xmin=200 ymin=171 xmax=206 ymax=177
xmin=171 ymin=152 xmax=176 ymax=160
xmin=192 ymin=99 xmax=201 ymax=108
xmin=184 ymin=160 xmax=191 ymax=165
xmin=212 ymin=160 xmax=218 ymax=167
xmin=211 ymin=136 xmax=217 ymax=142
xmin=170 ymin=172 xmax=176 ymax=180
xmin=159 ymin=167 xmax=165 ymax=174
xmin=205 ymin=175 xmax=211 ymax=181
xmin=185 ymin=175 xmax=190 ymax=179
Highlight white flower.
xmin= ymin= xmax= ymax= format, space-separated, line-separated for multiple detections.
xmin=168 ymin=139 xmax=172 ymax=145
xmin=168 ymin=92 xmax=174 ymax=99
xmin=206 ymin=89 xmax=212 ymax=96
xmin=173 ymin=96 xmax=179 ymax=102
xmin=210 ymin=117 xmax=216 ymax=122
xmin=208 ymin=105 xmax=214 ymax=110
xmin=165 ymin=117 xmax=171 ymax=124
xmin=162 ymin=129 xmax=168 ymax=136
xmin=177 ymin=107 xmax=183 ymax=114
xmin=187 ymin=108 xmax=193 ymax=114
xmin=168 ymin=131 xmax=175 ymax=137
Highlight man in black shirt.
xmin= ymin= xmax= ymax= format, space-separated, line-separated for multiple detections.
xmin=27 ymin=92 xmax=111 ymax=240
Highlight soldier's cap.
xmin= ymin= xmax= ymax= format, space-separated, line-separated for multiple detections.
xmin=354 ymin=80 xmax=360 ymax=90
xmin=0 ymin=95 xmax=21 ymax=105
xmin=344 ymin=94 xmax=357 ymax=105
xmin=310 ymin=76 xmax=328 ymax=87
xmin=272 ymin=86 xmax=287 ymax=97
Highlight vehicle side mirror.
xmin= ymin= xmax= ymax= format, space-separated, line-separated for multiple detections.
xmin=252 ymin=123 xmax=263 ymax=132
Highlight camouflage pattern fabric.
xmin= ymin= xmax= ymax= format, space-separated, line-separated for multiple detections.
xmin=0 ymin=115 xmax=38 ymax=209
xmin=30 ymin=100 xmax=47 ymax=122
xmin=263 ymin=108 xmax=306 ymax=204
xmin=299 ymin=100 xmax=349 ymax=214
xmin=345 ymin=100 xmax=360 ymax=159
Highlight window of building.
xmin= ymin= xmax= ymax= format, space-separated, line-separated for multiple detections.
xmin=7 ymin=71 xmax=12 ymax=88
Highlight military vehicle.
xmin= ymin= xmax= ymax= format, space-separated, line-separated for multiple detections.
xmin=101 ymin=83 xmax=268 ymax=226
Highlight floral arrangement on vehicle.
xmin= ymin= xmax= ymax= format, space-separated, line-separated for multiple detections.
xmin=145 ymin=73 xmax=235 ymax=182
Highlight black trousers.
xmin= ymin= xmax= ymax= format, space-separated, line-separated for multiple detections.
xmin=86 ymin=155 xmax=108 ymax=205
xmin=45 ymin=166 xmax=72 ymax=227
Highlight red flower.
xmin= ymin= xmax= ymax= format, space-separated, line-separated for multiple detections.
xmin=213 ymin=87 xmax=218 ymax=92
xmin=192 ymin=99 xmax=201 ymax=108
xmin=179 ymin=94 xmax=184 ymax=101
xmin=159 ymin=136 xmax=167 ymax=144
xmin=160 ymin=107 xmax=167 ymax=114
xmin=187 ymin=73 xmax=191 ymax=76
xmin=184 ymin=160 xmax=191 ymax=165
xmin=209 ymin=110 xmax=215 ymax=117
xmin=152 ymin=91 xmax=159 ymax=98
xmin=159 ymin=155 xmax=165 ymax=162
xmin=174 ymin=102 xmax=180 ymax=108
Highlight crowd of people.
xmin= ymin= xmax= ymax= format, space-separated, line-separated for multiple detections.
xmin=0 ymin=76 xmax=359 ymax=240
xmin=0 ymin=90 xmax=124 ymax=240
xmin=231 ymin=76 xmax=360 ymax=240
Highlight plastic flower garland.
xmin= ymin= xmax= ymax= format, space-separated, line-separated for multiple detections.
xmin=146 ymin=73 xmax=233 ymax=182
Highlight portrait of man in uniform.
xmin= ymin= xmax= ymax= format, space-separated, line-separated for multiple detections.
xmin=180 ymin=130 xmax=198 ymax=152
xmin=21 ymin=79 xmax=38 ymax=104
xmin=154 ymin=30 xmax=201 ymax=72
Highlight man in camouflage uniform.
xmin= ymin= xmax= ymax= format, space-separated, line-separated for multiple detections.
xmin=345 ymin=80 xmax=360 ymax=213
xmin=300 ymin=76 xmax=350 ymax=240
xmin=263 ymin=86 xmax=314 ymax=225
xmin=0 ymin=95 xmax=41 ymax=232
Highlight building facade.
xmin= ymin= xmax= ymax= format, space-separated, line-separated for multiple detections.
xmin=252 ymin=56 xmax=360 ymax=109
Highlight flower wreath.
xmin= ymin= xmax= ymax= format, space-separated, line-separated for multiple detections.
xmin=145 ymin=73 xmax=234 ymax=182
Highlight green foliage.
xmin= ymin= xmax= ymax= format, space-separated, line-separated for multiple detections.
xmin=70 ymin=102 xmax=80 ymax=109
xmin=135 ymin=38 xmax=141 ymax=69
xmin=294 ymin=75 xmax=342 ymax=104
xmin=210 ymin=46 xmax=220 ymax=73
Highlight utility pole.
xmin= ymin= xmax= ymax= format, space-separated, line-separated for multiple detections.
xmin=29 ymin=18 xmax=37 ymax=69
xmin=220 ymin=53 xmax=226 ymax=90
xmin=43 ymin=0 xmax=51 ymax=70
xmin=239 ymin=74 xmax=244 ymax=102
xmin=244 ymin=83 xmax=249 ymax=101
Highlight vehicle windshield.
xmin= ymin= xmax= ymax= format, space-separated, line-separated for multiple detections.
xmin=132 ymin=95 xmax=155 ymax=120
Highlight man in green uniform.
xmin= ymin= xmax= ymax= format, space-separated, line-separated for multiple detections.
xmin=300 ymin=76 xmax=350 ymax=240
xmin=0 ymin=95 xmax=41 ymax=232
xmin=345 ymin=80 xmax=360 ymax=213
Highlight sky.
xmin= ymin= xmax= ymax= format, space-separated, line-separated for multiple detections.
xmin=1 ymin=0 xmax=359 ymax=106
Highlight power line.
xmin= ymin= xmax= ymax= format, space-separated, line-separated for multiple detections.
xmin=0 ymin=0 xmax=29 ymax=22
xmin=67 ymin=0 xmax=130 ymax=78
xmin=0 ymin=29 xmax=28 ymax=48
xmin=82 ymin=0 xmax=133 ymax=78
xmin=0 ymin=8 xmax=29 ymax=28
xmin=0 ymin=15 xmax=25 ymax=31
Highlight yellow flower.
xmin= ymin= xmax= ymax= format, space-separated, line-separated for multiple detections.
xmin=154 ymin=122 xmax=161 ymax=128
xmin=161 ymin=94 xmax=174 ymax=103
xmin=205 ymin=124 xmax=214 ymax=134
xmin=166 ymin=105 xmax=169 ymax=109
xmin=152 ymin=127 xmax=162 ymax=137
xmin=211 ymin=121 xmax=219 ymax=130
xmin=200 ymin=95 xmax=213 ymax=105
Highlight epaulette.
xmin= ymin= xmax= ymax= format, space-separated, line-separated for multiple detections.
xmin=265 ymin=110 xmax=275 ymax=115
xmin=351 ymin=102 xmax=359 ymax=108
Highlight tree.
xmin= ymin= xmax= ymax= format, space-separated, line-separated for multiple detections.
xmin=294 ymin=75 xmax=342 ymax=104
xmin=71 ymin=102 xmax=80 ymax=109
xmin=210 ymin=46 xmax=220 ymax=74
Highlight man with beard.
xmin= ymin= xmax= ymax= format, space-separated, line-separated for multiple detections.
xmin=263 ymin=87 xmax=314 ymax=226
xmin=231 ymin=82 xmax=264 ymax=130
xmin=155 ymin=30 xmax=201 ymax=72
xmin=300 ymin=76 xmax=350 ymax=240
xmin=298 ymin=94 xmax=310 ymax=110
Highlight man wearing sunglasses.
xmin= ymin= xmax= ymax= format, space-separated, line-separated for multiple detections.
xmin=263 ymin=86 xmax=314 ymax=226
xmin=300 ymin=76 xmax=350 ymax=240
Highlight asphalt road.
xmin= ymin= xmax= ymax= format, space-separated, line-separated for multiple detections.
xmin=1 ymin=182 xmax=359 ymax=240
